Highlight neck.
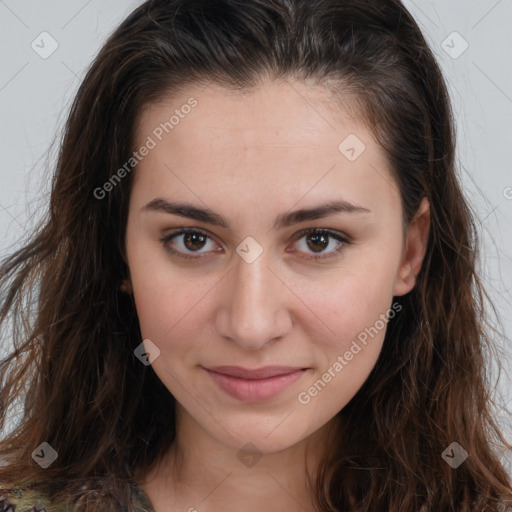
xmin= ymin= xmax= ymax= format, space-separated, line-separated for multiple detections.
xmin=136 ymin=409 xmax=340 ymax=512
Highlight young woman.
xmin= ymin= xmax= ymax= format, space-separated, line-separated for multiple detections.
xmin=0 ymin=0 xmax=511 ymax=510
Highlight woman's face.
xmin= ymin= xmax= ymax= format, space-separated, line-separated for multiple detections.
xmin=124 ymin=79 xmax=429 ymax=453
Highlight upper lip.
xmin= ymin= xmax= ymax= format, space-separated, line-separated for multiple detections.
xmin=205 ymin=366 xmax=307 ymax=380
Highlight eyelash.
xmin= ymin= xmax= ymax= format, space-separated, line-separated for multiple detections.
xmin=159 ymin=227 xmax=350 ymax=262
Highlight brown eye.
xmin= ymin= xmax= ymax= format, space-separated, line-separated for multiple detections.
xmin=160 ymin=229 xmax=220 ymax=260
xmin=182 ymin=232 xmax=208 ymax=251
xmin=290 ymin=228 xmax=349 ymax=261
xmin=305 ymin=232 xmax=330 ymax=253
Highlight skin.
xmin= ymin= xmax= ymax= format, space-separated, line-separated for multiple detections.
xmin=124 ymin=78 xmax=430 ymax=512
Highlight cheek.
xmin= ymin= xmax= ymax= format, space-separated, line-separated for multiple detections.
xmin=313 ymin=252 xmax=400 ymax=347
xmin=132 ymin=271 xmax=213 ymax=346
xmin=131 ymin=274 xmax=215 ymax=401
xmin=315 ymin=279 xmax=393 ymax=377
xmin=296 ymin=296 xmax=394 ymax=425
xmin=293 ymin=254 xmax=399 ymax=416
xmin=125 ymin=222 xmax=209 ymax=340
xmin=128 ymin=244 xmax=221 ymax=376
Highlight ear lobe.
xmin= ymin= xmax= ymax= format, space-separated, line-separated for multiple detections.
xmin=394 ymin=197 xmax=430 ymax=296
xmin=120 ymin=278 xmax=133 ymax=294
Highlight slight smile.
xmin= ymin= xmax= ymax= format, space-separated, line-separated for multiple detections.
xmin=203 ymin=366 xmax=309 ymax=402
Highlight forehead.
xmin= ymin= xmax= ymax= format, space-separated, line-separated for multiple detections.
xmin=131 ymin=79 xmax=399 ymax=213
xmin=136 ymin=79 xmax=364 ymax=151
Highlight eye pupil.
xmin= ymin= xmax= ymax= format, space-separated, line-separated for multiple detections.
xmin=184 ymin=232 xmax=207 ymax=251
xmin=306 ymin=233 xmax=329 ymax=253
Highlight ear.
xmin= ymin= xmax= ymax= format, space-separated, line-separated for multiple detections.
xmin=120 ymin=278 xmax=133 ymax=294
xmin=394 ymin=197 xmax=430 ymax=296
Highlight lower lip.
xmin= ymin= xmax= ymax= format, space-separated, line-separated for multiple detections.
xmin=205 ymin=368 xmax=306 ymax=402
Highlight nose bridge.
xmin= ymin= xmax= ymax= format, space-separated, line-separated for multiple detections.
xmin=217 ymin=249 xmax=291 ymax=349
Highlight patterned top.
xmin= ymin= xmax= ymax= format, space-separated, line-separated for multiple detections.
xmin=0 ymin=484 xmax=155 ymax=512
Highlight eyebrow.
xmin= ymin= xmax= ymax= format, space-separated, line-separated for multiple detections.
xmin=141 ymin=198 xmax=371 ymax=230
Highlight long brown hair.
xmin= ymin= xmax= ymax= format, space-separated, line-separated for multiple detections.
xmin=1 ymin=0 xmax=511 ymax=510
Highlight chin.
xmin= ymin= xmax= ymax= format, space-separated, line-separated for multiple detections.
xmin=204 ymin=411 xmax=319 ymax=454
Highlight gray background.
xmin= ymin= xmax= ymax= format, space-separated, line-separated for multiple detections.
xmin=0 ymin=1 xmax=511 ymax=467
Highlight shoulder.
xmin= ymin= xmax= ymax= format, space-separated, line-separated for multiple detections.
xmin=0 ymin=486 xmax=21 ymax=511
xmin=0 ymin=485 xmax=65 ymax=512
xmin=132 ymin=485 xmax=155 ymax=512
xmin=0 ymin=483 xmax=155 ymax=512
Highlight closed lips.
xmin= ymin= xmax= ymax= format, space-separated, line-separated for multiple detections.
xmin=205 ymin=366 xmax=307 ymax=379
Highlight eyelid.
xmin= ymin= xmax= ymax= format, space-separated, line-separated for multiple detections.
xmin=161 ymin=226 xmax=219 ymax=244
xmin=291 ymin=227 xmax=351 ymax=243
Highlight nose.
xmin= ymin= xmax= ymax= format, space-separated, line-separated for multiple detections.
xmin=215 ymin=250 xmax=293 ymax=351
